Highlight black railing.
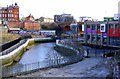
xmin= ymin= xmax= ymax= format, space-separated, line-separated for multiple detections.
xmin=2 ymin=39 xmax=84 ymax=77
xmin=2 ymin=52 xmax=82 ymax=77
xmin=1 ymin=39 xmax=27 ymax=56
xmin=0 ymin=38 xmax=21 ymax=52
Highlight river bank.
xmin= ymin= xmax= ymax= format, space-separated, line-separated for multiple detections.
xmin=18 ymin=57 xmax=112 ymax=77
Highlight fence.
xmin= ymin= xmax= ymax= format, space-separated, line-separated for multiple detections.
xmin=2 ymin=52 xmax=82 ymax=77
xmin=0 ymin=37 xmax=21 ymax=52
xmin=0 ymin=35 xmax=32 ymax=55
xmin=2 ymin=39 xmax=83 ymax=77
xmin=83 ymin=46 xmax=118 ymax=57
xmin=57 ymin=39 xmax=84 ymax=54
xmin=57 ymin=39 xmax=118 ymax=57
xmin=1 ymin=39 xmax=27 ymax=56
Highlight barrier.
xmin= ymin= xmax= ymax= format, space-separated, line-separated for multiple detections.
xmin=2 ymin=39 xmax=84 ymax=77
xmin=0 ymin=38 xmax=54 ymax=66
xmin=2 ymin=55 xmax=81 ymax=77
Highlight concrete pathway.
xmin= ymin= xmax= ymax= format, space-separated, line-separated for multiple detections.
xmin=18 ymin=57 xmax=111 ymax=77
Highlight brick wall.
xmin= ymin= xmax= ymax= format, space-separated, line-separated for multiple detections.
xmin=23 ymin=21 xmax=41 ymax=30
xmin=8 ymin=21 xmax=23 ymax=28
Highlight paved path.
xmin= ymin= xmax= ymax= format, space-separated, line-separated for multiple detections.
xmin=18 ymin=57 xmax=111 ymax=77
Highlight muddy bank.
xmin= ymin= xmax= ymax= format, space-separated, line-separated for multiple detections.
xmin=18 ymin=57 xmax=112 ymax=77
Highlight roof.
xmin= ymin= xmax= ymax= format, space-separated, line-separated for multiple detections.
xmin=9 ymin=28 xmax=20 ymax=30
xmin=26 ymin=14 xmax=34 ymax=19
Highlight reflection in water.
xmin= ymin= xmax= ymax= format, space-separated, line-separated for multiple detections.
xmin=19 ymin=42 xmax=61 ymax=64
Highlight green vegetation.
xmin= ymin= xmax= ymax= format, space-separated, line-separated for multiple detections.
xmin=41 ymin=25 xmax=49 ymax=30
xmin=54 ymin=45 xmax=77 ymax=56
xmin=3 ymin=47 xmax=25 ymax=66
xmin=0 ymin=25 xmax=20 ymax=45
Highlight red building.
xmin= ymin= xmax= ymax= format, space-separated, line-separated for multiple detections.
xmin=0 ymin=3 xmax=19 ymax=24
xmin=84 ymin=21 xmax=120 ymax=46
xmin=7 ymin=21 xmax=23 ymax=28
xmin=23 ymin=21 xmax=41 ymax=31
xmin=25 ymin=14 xmax=34 ymax=21
xmin=23 ymin=14 xmax=41 ymax=31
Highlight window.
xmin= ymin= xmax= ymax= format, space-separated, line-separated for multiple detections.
xmin=92 ymin=24 xmax=95 ymax=30
xmin=97 ymin=24 xmax=100 ymax=30
xmin=9 ymin=10 xmax=12 ymax=13
xmin=8 ymin=14 xmax=9 ymax=17
xmin=10 ymin=14 xmax=12 ymax=17
xmin=103 ymin=38 xmax=107 ymax=44
xmin=9 ymin=14 xmax=11 ymax=17
xmin=109 ymin=24 xmax=113 ymax=28
xmin=87 ymin=25 xmax=90 ymax=28
xmin=5 ymin=14 xmax=6 ymax=17
xmin=11 ymin=14 xmax=13 ymax=17
xmin=15 ymin=15 xmax=17 ymax=18
xmin=115 ymin=24 xmax=118 ymax=28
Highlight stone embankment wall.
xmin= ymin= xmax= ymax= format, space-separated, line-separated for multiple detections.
xmin=0 ymin=37 xmax=53 ymax=66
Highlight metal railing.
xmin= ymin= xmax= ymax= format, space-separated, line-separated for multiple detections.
xmin=2 ymin=53 xmax=82 ymax=77
xmin=1 ymin=40 xmax=27 ymax=56
xmin=57 ymin=39 xmax=118 ymax=57
xmin=2 ymin=39 xmax=84 ymax=77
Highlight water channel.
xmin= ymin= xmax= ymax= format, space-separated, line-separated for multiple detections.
xmin=19 ymin=42 xmax=63 ymax=65
xmin=18 ymin=42 xmax=117 ymax=65
xmin=3 ymin=42 xmax=118 ymax=77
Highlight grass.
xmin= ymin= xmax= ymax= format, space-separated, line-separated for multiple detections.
xmin=0 ymin=25 xmax=20 ymax=46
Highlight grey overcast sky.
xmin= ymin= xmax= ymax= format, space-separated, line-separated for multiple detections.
xmin=0 ymin=0 xmax=119 ymax=21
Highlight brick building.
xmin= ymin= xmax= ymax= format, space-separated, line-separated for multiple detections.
xmin=23 ymin=21 xmax=40 ymax=30
xmin=0 ymin=3 xmax=19 ymax=25
xmin=25 ymin=14 xmax=34 ymax=21
xmin=7 ymin=21 xmax=23 ymax=28
xmin=23 ymin=14 xmax=41 ymax=31
xmin=0 ymin=3 xmax=41 ymax=31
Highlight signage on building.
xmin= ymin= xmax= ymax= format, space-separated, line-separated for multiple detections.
xmin=104 ymin=17 xmax=114 ymax=21
xmin=100 ymin=24 xmax=106 ymax=32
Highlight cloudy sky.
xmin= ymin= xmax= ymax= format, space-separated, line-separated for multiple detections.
xmin=0 ymin=0 xmax=119 ymax=21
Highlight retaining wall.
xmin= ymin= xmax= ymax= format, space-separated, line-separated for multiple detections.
xmin=0 ymin=37 xmax=53 ymax=66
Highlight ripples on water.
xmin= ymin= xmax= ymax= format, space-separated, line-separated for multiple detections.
xmin=19 ymin=43 xmax=117 ymax=65
xmin=19 ymin=42 xmax=63 ymax=65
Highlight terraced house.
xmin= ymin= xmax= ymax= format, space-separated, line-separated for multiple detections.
xmin=0 ymin=3 xmax=19 ymax=25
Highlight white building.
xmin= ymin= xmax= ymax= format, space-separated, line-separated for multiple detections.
xmin=44 ymin=18 xmax=54 ymax=23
